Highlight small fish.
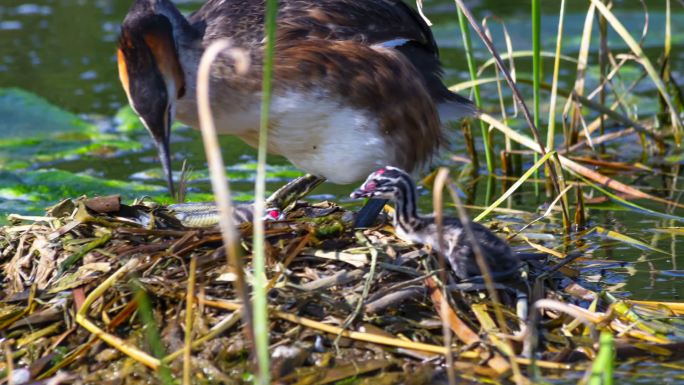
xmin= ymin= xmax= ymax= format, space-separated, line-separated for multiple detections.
xmin=169 ymin=202 xmax=283 ymax=228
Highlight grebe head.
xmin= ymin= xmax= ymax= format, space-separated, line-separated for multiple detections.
xmin=350 ymin=166 xmax=413 ymax=201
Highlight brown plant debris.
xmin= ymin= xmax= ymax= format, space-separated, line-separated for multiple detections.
xmin=1 ymin=196 xmax=683 ymax=384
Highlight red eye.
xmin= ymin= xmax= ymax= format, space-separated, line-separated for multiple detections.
xmin=268 ymin=210 xmax=280 ymax=219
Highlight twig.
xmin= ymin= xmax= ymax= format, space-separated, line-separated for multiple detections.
xmin=366 ymin=272 xmax=435 ymax=303
xmin=267 ymin=233 xmax=313 ymax=290
xmin=333 ymin=232 xmax=379 ymax=349
xmin=163 ymin=310 xmax=242 ymax=363
xmin=432 ymin=168 xmax=457 ymax=385
xmin=442 ymin=170 xmax=523 ymax=382
xmin=364 ymin=287 xmax=425 ymax=314
xmin=183 ymin=256 xmax=196 ymax=385
xmin=199 ymin=297 xmax=572 ymax=370
xmin=299 ymin=269 xmax=365 ymax=292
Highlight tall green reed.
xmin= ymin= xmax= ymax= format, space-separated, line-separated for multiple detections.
xmin=532 ymin=0 xmax=541 ymax=195
xmin=253 ymin=0 xmax=279 ymax=383
xmin=196 ymin=39 xmax=256 ymax=379
xmin=546 ymin=0 xmax=570 ymax=227
xmin=546 ymin=0 xmax=566 ymax=153
xmin=453 ymin=0 xmax=571 ymax=230
xmin=456 ymin=6 xmax=494 ymax=174
xmin=598 ymin=0 xmax=609 ymax=153
xmin=131 ymin=280 xmax=174 ymax=385
xmin=588 ymin=332 xmax=614 ymax=385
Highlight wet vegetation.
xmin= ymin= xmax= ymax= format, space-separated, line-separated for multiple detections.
xmin=1 ymin=0 xmax=684 ymax=384
xmin=3 ymin=196 xmax=684 ymax=384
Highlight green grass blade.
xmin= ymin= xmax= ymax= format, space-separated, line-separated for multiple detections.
xmin=524 ymin=78 xmax=655 ymax=140
xmin=253 ymin=0 xmax=278 ymax=383
xmin=450 ymin=77 xmax=499 ymax=92
xmin=588 ymin=332 xmax=614 ymax=385
xmin=594 ymin=226 xmax=669 ymax=255
xmin=478 ymin=51 xmax=577 ymax=76
xmin=546 ymin=0 xmax=566 ymax=152
xmin=666 ymin=0 xmax=671 ymax=61
xmin=474 ymin=150 xmax=555 ymax=222
xmin=456 ymin=6 xmax=494 ymax=174
xmin=567 ymin=3 xmax=595 ymax=146
xmin=532 ymin=0 xmax=541 ymax=194
xmin=575 ymin=173 xmax=684 ymax=223
xmin=131 ymin=280 xmax=174 ymax=385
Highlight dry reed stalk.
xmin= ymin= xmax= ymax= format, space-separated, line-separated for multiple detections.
xmin=431 ymin=168 xmax=457 ymax=385
xmin=74 ymin=259 xmax=161 ymax=369
xmin=199 ymin=297 xmax=573 ymax=370
xmin=196 ymin=39 xmax=256 ymax=363
xmin=452 ymin=0 xmax=570 ymax=231
xmin=441 ymin=170 xmax=524 ymax=383
xmin=479 ymin=113 xmax=684 ymax=209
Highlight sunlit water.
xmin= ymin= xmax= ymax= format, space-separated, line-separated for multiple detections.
xmin=1 ymin=1 xmax=684 ymax=382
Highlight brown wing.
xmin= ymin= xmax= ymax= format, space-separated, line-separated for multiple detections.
xmin=277 ymin=0 xmax=437 ymax=51
xmin=188 ymin=0 xmax=458 ymax=103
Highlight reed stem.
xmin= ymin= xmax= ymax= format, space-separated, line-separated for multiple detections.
xmin=456 ymin=5 xmax=494 ymax=174
xmin=453 ymin=0 xmax=571 ymax=231
xmin=532 ymin=0 xmax=541 ymax=196
xmin=546 ymin=0 xmax=566 ymax=152
xmin=196 ymin=39 xmax=256 ymax=369
xmin=253 ymin=0 xmax=279 ymax=383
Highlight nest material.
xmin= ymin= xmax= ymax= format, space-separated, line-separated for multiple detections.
xmin=1 ymin=195 xmax=683 ymax=384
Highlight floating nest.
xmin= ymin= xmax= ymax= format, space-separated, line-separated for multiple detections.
xmin=1 ymin=195 xmax=683 ymax=384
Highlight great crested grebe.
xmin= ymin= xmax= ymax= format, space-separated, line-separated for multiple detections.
xmin=117 ymin=0 xmax=475 ymax=225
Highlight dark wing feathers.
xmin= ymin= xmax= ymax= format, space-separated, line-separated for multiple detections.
xmin=190 ymin=0 xmax=436 ymax=49
xmin=187 ymin=0 xmax=461 ymax=104
xmin=282 ymin=0 xmax=436 ymax=49
xmin=441 ymin=218 xmax=519 ymax=280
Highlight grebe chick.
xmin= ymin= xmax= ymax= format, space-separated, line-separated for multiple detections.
xmin=351 ymin=166 xmax=520 ymax=281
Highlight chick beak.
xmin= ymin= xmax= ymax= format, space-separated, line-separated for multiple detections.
xmin=350 ymin=188 xmax=369 ymax=199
